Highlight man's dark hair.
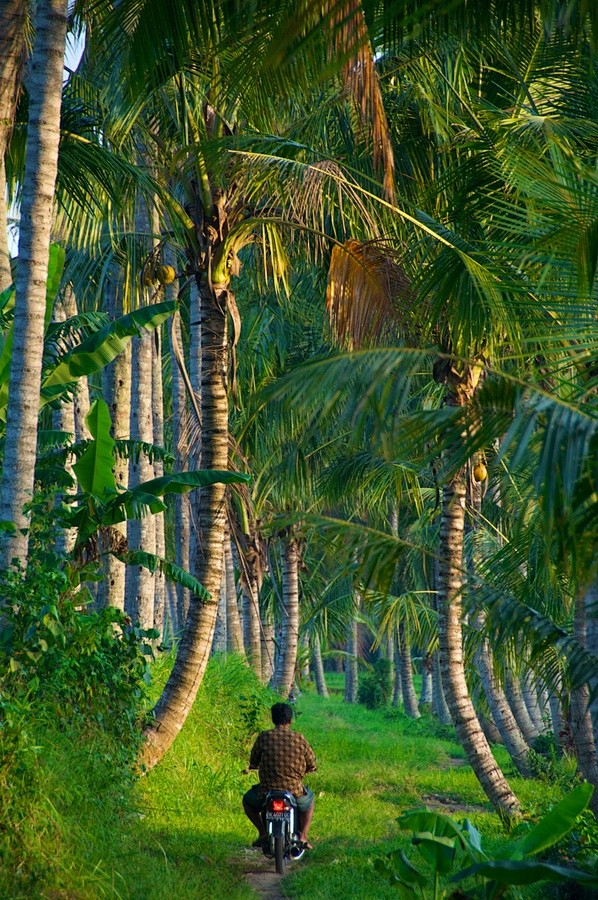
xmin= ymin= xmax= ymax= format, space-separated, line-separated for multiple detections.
xmin=271 ymin=702 xmax=293 ymax=725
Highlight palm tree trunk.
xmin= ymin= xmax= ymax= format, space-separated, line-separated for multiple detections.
xmin=549 ymin=681 xmax=568 ymax=751
xmin=186 ymin=281 xmax=202 ymax=623
xmin=386 ymin=633 xmax=395 ymax=687
xmin=242 ymin=573 xmax=262 ymax=676
xmin=142 ymin=277 xmax=229 ymax=769
xmin=168 ymin=309 xmax=191 ymax=630
xmin=128 ymin=327 xmax=156 ymax=630
xmin=570 ymin=586 xmax=598 ymax=819
xmin=239 ymin=528 xmax=264 ymax=675
xmin=312 ymin=633 xmax=329 ymax=698
xmin=399 ymin=624 xmax=420 ymax=718
xmin=225 ymin=532 xmax=244 ymax=654
xmin=300 ymin=631 xmax=310 ymax=681
xmin=437 ymin=460 xmax=520 ymax=817
xmin=393 ymin=634 xmax=403 ymax=707
xmin=74 ymin=369 xmax=91 ymax=442
xmin=420 ymin=654 xmax=433 ymax=705
xmin=152 ymin=324 xmax=166 ymax=639
xmin=432 ymin=651 xmax=452 ymax=724
xmin=344 ymin=612 xmax=359 ymax=703
xmin=165 ymin=580 xmax=178 ymax=644
xmin=0 ymin=0 xmax=68 ymax=569
xmin=212 ymin=565 xmax=227 ymax=652
xmin=474 ymin=624 xmax=532 ymax=777
xmin=479 ymin=713 xmax=502 ymax=745
xmin=98 ymin=277 xmax=130 ymax=611
xmin=271 ymin=534 xmax=300 ymax=697
xmin=504 ymin=667 xmax=540 ymax=745
xmin=0 ymin=0 xmax=27 ymax=292
xmin=522 ymin=669 xmax=547 ymax=735
xmin=261 ymin=618 xmax=276 ymax=684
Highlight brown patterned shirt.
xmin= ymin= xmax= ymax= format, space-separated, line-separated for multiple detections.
xmin=249 ymin=725 xmax=317 ymax=798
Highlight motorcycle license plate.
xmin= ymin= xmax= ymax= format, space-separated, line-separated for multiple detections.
xmin=267 ymin=811 xmax=291 ymax=820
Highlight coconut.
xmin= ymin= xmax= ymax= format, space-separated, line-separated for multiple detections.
xmin=473 ymin=462 xmax=488 ymax=482
xmin=155 ymin=264 xmax=176 ymax=285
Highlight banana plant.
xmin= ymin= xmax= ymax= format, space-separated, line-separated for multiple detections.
xmin=0 ymin=243 xmax=177 ymax=424
xmin=61 ymin=398 xmax=250 ymax=600
xmin=375 ymin=783 xmax=598 ymax=898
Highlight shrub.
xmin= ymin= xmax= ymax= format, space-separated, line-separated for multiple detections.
xmin=358 ymin=658 xmax=392 ymax=710
xmin=0 ymin=521 xmax=153 ymax=895
xmin=0 ymin=549 xmax=153 ymax=745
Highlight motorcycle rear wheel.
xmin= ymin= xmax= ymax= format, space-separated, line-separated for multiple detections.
xmin=274 ymin=835 xmax=285 ymax=874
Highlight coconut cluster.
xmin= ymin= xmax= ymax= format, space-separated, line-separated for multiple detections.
xmin=142 ymin=264 xmax=176 ymax=286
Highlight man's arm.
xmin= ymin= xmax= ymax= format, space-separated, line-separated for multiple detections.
xmin=248 ymin=732 xmax=263 ymax=770
xmin=304 ymin=737 xmax=317 ymax=773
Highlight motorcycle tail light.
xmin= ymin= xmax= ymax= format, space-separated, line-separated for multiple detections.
xmin=271 ymin=799 xmax=288 ymax=812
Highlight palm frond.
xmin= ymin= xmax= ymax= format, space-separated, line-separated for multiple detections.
xmin=326 ymin=238 xmax=411 ymax=348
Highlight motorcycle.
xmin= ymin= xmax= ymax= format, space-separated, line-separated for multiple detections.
xmin=262 ymin=789 xmax=306 ymax=874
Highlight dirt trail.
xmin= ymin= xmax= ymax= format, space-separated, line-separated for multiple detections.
xmin=241 ymin=846 xmax=288 ymax=899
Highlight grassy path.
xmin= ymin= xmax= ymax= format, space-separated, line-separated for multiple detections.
xmin=109 ymin=667 xmax=561 ymax=899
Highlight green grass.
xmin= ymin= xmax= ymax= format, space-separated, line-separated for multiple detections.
xmin=3 ymin=662 xmax=594 ymax=898
xmin=119 ymin=667 xmax=583 ymax=899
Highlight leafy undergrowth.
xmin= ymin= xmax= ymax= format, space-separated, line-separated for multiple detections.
xmin=4 ymin=659 xmax=595 ymax=898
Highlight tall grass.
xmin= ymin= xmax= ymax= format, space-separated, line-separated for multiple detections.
xmin=0 ymin=703 xmax=141 ymax=898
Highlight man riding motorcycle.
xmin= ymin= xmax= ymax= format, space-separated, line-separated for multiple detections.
xmin=242 ymin=702 xmax=317 ymax=850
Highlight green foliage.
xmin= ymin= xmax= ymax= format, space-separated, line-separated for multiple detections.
xmin=357 ymin=657 xmax=392 ymax=709
xmin=117 ymin=549 xmax=213 ymax=601
xmin=0 ymin=701 xmax=145 ymax=897
xmin=527 ymin=741 xmax=577 ymax=790
xmin=64 ymin=397 xmax=251 ymax=553
xmin=0 ymin=519 xmax=154 ymax=896
xmin=0 ymin=555 xmax=153 ymax=744
xmin=0 ymin=491 xmax=153 ymax=744
xmin=41 ymin=299 xmax=176 ymax=395
xmin=0 ymin=251 xmax=175 ymax=426
xmin=0 ymin=244 xmax=65 ymax=422
xmin=375 ymin=785 xmax=598 ymax=898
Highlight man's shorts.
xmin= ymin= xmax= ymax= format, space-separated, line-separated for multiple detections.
xmin=243 ymin=784 xmax=314 ymax=812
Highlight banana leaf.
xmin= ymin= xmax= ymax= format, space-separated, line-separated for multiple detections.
xmin=73 ymin=400 xmax=116 ymax=496
xmin=41 ymin=299 xmax=176 ymax=393
xmin=0 ymin=243 xmax=65 ymax=420
xmin=386 ymin=849 xmax=428 ymax=887
xmin=453 ymin=859 xmax=598 ymax=887
xmin=372 ymin=858 xmax=412 ymax=890
xmin=508 ymin=783 xmax=593 ymax=860
xmin=100 ymin=470 xmax=251 ymax=525
xmin=107 ymin=489 xmax=167 ymax=523
xmin=0 ymin=284 xmax=14 ymax=313
xmin=128 ymin=469 xmax=251 ymax=498
xmin=398 ymin=809 xmax=477 ymax=850
xmin=115 ymin=550 xmax=211 ymax=601
xmin=411 ymin=833 xmax=456 ymax=875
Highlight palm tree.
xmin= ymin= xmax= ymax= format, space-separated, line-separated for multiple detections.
xmin=0 ymin=0 xmax=27 ymax=292
xmin=0 ymin=0 xmax=69 ymax=569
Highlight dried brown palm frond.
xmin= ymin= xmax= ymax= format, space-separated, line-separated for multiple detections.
xmin=326 ymin=238 xmax=411 ymax=349
xmin=330 ymin=0 xmax=395 ymax=204
xmin=294 ymin=158 xmax=379 ymax=246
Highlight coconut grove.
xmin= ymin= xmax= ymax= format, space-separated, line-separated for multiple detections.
xmin=1 ymin=1 xmax=598 ymax=897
